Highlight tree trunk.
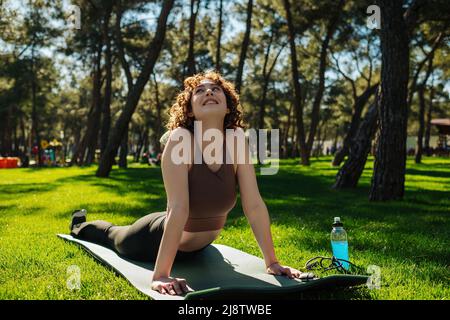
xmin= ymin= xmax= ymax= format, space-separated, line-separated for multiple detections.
xmin=118 ymin=126 xmax=128 ymax=168
xmin=258 ymin=80 xmax=270 ymax=130
xmin=75 ymin=42 xmax=103 ymax=165
xmin=258 ymin=30 xmax=273 ymax=131
xmin=283 ymin=104 xmax=293 ymax=159
xmin=235 ymin=0 xmax=253 ymax=94
xmin=332 ymin=126 xmax=339 ymax=154
xmin=13 ymin=114 xmax=19 ymax=154
xmin=283 ymin=0 xmax=308 ymax=165
xmin=100 ymin=5 xmax=113 ymax=156
xmin=322 ymin=126 xmax=328 ymax=155
xmin=20 ymin=116 xmax=26 ymax=155
xmin=142 ymin=130 xmax=149 ymax=159
xmin=332 ymin=83 xmax=379 ymax=166
xmin=0 ymin=112 xmax=4 ymax=155
xmin=333 ymin=102 xmax=378 ymax=189
xmin=186 ymin=0 xmax=200 ymax=77
xmin=71 ymin=126 xmax=81 ymax=165
xmin=134 ymin=127 xmax=148 ymax=163
xmin=85 ymin=52 xmax=103 ymax=165
xmin=290 ymin=111 xmax=298 ymax=158
xmin=30 ymin=46 xmax=42 ymax=166
xmin=258 ymin=38 xmax=285 ymax=132
xmin=369 ymin=0 xmax=409 ymax=201
xmin=424 ymin=85 xmax=434 ymax=156
xmin=415 ymin=54 xmax=434 ymax=164
xmin=215 ymin=0 xmax=223 ymax=72
xmin=313 ymin=121 xmax=323 ymax=157
xmin=152 ymin=72 xmax=162 ymax=154
xmin=415 ymin=86 xmax=426 ymax=164
xmin=306 ymin=0 xmax=345 ymax=158
xmin=271 ymin=81 xmax=280 ymax=129
xmin=1 ymin=105 xmax=13 ymax=156
xmin=96 ymin=0 xmax=174 ymax=177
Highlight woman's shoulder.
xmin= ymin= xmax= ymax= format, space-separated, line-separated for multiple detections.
xmin=161 ymin=128 xmax=195 ymax=167
xmin=163 ymin=127 xmax=193 ymax=138
xmin=160 ymin=127 xmax=193 ymax=148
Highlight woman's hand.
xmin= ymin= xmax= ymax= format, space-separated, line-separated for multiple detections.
xmin=151 ymin=276 xmax=194 ymax=295
xmin=266 ymin=262 xmax=315 ymax=280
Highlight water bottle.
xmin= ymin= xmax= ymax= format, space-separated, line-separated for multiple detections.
xmin=330 ymin=217 xmax=349 ymax=270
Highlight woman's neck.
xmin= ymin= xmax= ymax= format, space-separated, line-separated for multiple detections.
xmin=196 ymin=119 xmax=225 ymax=151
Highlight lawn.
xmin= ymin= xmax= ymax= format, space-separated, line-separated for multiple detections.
xmin=0 ymin=156 xmax=448 ymax=300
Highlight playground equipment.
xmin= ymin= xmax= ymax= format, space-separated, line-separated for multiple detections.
xmin=29 ymin=139 xmax=65 ymax=167
xmin=431 ymin=119 xmax=449 ymax=156
xmin=0 ymin=157 xmax=19 ymax=169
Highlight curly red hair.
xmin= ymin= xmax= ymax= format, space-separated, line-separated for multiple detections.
xmin=166 ymin=70 xmax=246 ymax=132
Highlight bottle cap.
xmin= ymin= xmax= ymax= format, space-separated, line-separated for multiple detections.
xmin=333 ymin=217 xmax=343 ymax=227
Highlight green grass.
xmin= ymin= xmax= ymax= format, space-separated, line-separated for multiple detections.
xmin=0 ymin=156 xmax=449 ymax=300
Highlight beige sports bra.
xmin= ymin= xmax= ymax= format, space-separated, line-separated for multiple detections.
xmin=184 ymin=138 xmax=237 ymax=232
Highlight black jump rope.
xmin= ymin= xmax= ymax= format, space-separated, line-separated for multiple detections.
xmin=304 ymin=256 xmax=367 ymax=275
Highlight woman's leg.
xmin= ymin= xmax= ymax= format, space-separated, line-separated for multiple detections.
xmin=114 ymin=212 xmax=213 ymax=262
xmin=70 ymin=211 xmax=167 ymax=262
xmin=111 ymin=211 xmax=167 ymax=262
xmin=70 ymin=220 xmax=116 ymax=249
xmin=71 ymin=211 xmax=210 ymax=263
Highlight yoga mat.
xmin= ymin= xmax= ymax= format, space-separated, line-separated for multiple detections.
xmin=57 ymin=234 xmax=369 ymax=300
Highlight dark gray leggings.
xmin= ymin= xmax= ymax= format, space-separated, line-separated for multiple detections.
xmin=70 ymin=211 xmax=209 ymax=262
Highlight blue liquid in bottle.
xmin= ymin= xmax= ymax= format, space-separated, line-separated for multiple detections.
xmin=331 ymin=217 xmax=350 ymax=270
xmin=331 ymin=241 xmax=349 ymax=269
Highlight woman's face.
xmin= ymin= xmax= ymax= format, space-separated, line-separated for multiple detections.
xmin=189 ymin=79 xmax=228 ymax=122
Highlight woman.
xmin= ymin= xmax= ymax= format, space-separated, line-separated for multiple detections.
xmin=70 ymin=70 xmax=314 ymax=296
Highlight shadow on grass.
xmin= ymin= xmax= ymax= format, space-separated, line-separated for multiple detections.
xmin=406 ymin=168 xmax=450 ymax=179
xmin=0 ymin=183 xmax=57 ymax=198
xmin=54 ymin=167 xmax=165 ymax=198
xmin=55 ymin=199 xmax=168 ymax=225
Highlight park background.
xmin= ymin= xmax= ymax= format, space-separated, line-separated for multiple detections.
xmin=0 ymin=0 xmax=449 ymax=299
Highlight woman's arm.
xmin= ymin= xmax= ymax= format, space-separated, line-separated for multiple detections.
xmin=152 ymin=209 xmax=188 ymax=279
xmin=235 ymin=130 xmax=312 ymax=279
xmin=152 ymin=128 xmax=191 ymax=280
xmin=235 ymin=132 xmax=278 ymax=268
